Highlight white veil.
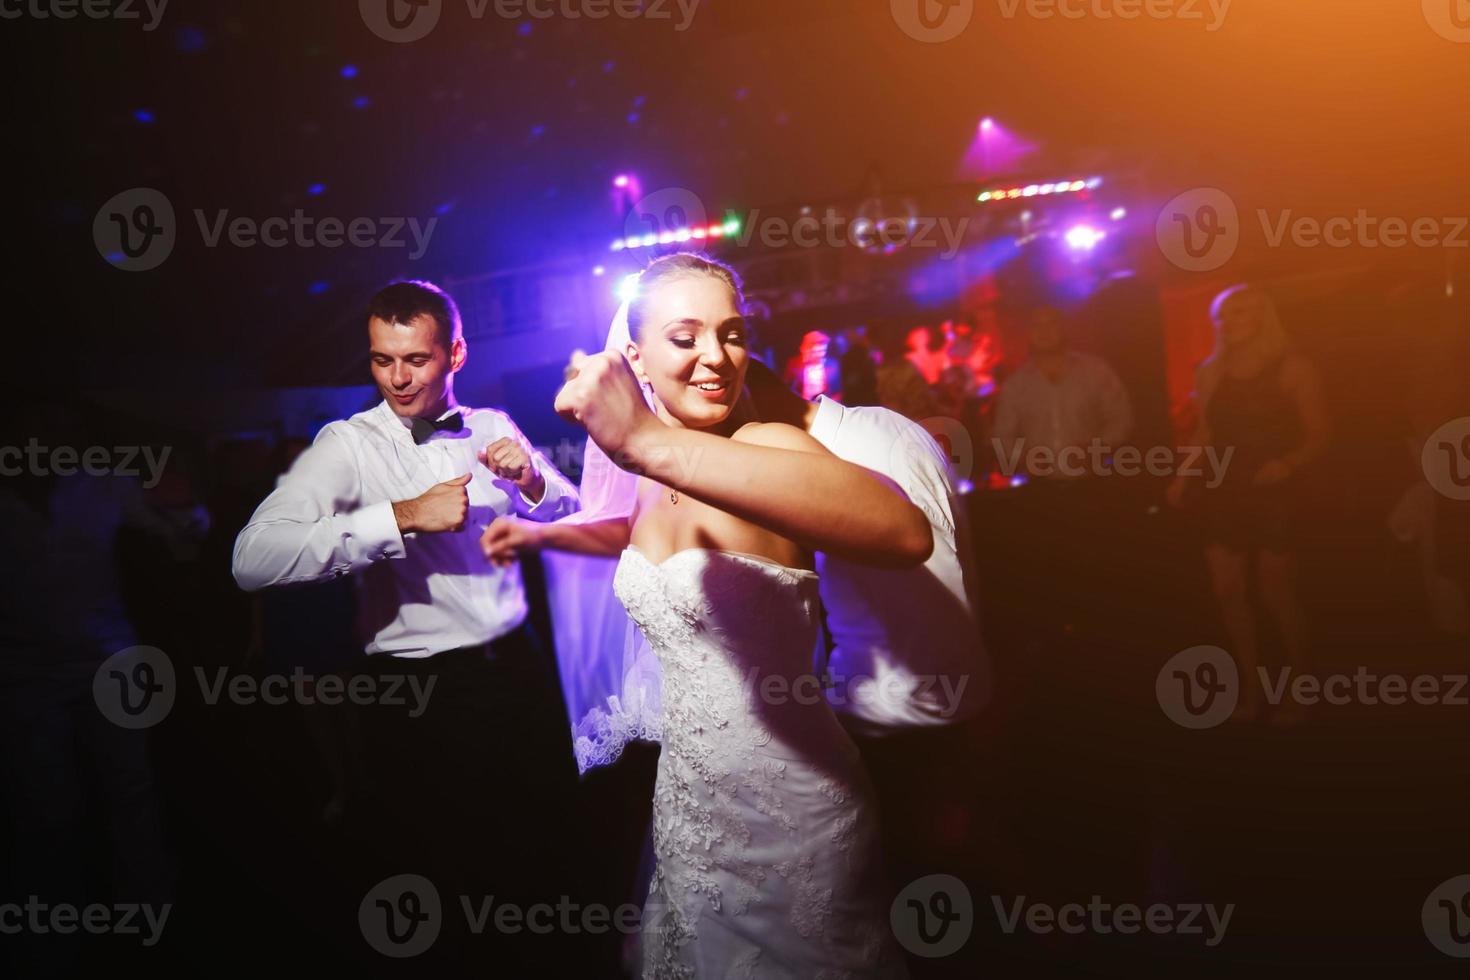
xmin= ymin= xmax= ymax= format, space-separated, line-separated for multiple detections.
xmin=543 ymin=300 xmax=664 ymax=773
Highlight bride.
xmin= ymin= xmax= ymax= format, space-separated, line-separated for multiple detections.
xmin=492 ymin=253 xmax=911 ymax=978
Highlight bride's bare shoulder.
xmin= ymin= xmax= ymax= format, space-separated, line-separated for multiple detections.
xmin=730 ymin=421 xmax=830 ymax=455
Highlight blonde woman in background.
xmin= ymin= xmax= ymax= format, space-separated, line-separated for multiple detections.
xmin=1168 ymin=285 xmax=1331 ymax=724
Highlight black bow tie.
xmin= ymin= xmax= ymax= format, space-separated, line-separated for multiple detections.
xmin=410 ymin=412 xmax=465 ymax=445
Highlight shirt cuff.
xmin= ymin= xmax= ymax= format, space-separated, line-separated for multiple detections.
xmin=347 ymin=499 xmax=406 ymax=565
xmin=517 ymin=477 xmax=561 ymax=521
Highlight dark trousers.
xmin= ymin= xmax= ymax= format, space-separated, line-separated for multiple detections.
xmin=345 ymin=623 xmax=594 ymax=977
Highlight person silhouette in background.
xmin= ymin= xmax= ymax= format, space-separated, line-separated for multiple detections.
xmin=1168 ymin=285 xmax=1330 ymax=724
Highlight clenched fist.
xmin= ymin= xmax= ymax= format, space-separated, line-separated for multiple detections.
xmin=480 ymin=515 xmax=542 ymax=567
xmin=392 ymin=473 xmax=471 ymax=534
xmin=479 ymin=435 xmax=546 ymax=502
xmin=553 ymin=350 xmax=661 ymax=460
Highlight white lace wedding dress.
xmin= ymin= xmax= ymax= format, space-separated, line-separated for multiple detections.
xmin=614 ymin=545 xmax=909 ymax=979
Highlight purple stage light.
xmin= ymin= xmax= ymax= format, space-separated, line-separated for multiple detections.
xmin=1064 ymin=225 xmax=1106 ymax=251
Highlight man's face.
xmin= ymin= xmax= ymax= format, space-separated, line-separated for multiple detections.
xmin=368 ymin=314 xmax=465 ymax=418
xmin=1028 ymin=309 xmax=1066 ymax=355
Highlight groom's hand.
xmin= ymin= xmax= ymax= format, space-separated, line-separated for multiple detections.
xmin=554 ymin=350 xmax=661 ymax=459
xmin=479 ymin=436 xmax=545 ymax=502
xmin=392 ymin=473 xmax=471 ymax=534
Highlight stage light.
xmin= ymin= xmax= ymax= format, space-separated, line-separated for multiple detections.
xmin=592 ymin=265 xmax=606 ymax=276
xmin=1111 ymin=207 xmax=1127 ymax=221
xmin=691 ymin=228 xmax=707 ymax=239
xmin=1023 ymin=185 xmax=1039 ymax=197
xmin=980 ymin=117 xmax=995 ymax=131
xmin=613 ymin=175 xmax=630 ymax=188
xmin=978 ymin=191 xmax=992 ymax=202
xmin=611 ymin=240 xmax=626 ymax=252
xmin=1064 ymin=225 xmax=1106 ymax=251
xmin=617 ymin=273 xmax=641 ymax=304
xmin=640 ymin=233 xmax=657 ymax=247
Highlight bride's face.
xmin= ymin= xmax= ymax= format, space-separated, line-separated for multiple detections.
xmin=626 ymin=274 xmax=749 ymax=431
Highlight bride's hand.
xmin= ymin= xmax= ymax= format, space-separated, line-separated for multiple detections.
xmin=554 ymin=350 xmax=661 ymax=458
xmin=480 ymin=516 xmax=541 ymax=567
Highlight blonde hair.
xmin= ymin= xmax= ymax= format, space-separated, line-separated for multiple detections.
xmin=1197 ymin=284 xmax=1290 ymax=408
xmin=627 ymin=252 xmax=745 ymax=340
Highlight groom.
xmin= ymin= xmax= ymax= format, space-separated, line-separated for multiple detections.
xmin=232 ymin=280 xmax=586 ymax=970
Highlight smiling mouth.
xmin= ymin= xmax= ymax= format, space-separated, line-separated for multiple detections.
xmin=690 ymin=380 xmax=729 ymax=392
xmin=390 ymin=390 xmax=419 ymax=401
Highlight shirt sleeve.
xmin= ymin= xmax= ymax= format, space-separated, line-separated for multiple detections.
xmin=231 ymin=425 xmax=406 ymax=592
xmin=511 ymin=431 xmax=581 ymax=522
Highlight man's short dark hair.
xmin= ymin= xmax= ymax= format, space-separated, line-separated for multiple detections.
xmin=367 ymin=280 xmax=463 ymax=349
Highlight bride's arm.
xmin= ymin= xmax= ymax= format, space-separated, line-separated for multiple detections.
xmin=481 ymin=516 xmax=630 ymax=565
xmin=669 ymin=421 xmax=933 ymax=568
xmin=555 ymin=351 xmax=933 ymax=568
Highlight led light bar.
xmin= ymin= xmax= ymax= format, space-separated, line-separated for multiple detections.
xmin=611 ymin=217 xmax=742 ymax=252
xmin=977 ymin=177 xmax=1103 ymax=204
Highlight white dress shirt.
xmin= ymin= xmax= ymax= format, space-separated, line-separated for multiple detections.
xmin=808 ymin=396 xmax=990 ymax=735
xmin=232 ymin=401 xmax=579 ymax=658
xmin=992 ymin=352 xmax=1134 ymax=478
